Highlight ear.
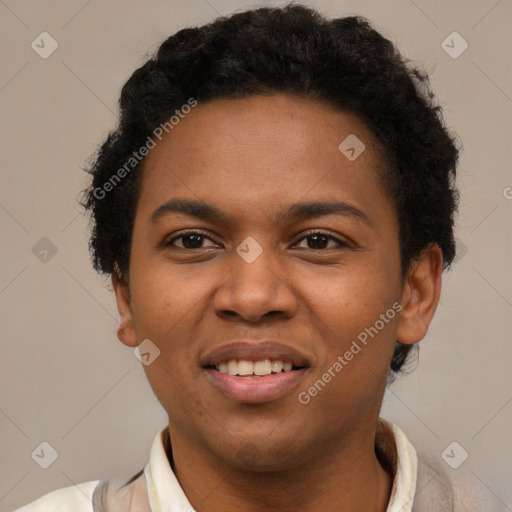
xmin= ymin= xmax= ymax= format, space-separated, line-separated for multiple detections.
xmin=112 ymin=267 xmax=137 ymax=348
xmin=396 ymin=244 xmax=443 ymax=345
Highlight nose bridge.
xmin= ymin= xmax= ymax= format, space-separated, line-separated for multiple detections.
xmin=214 ymin=235 xmax=298 ymax=321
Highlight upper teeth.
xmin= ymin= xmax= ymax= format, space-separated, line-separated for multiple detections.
xmin=216 ymin=359 xmax=293 ymax=376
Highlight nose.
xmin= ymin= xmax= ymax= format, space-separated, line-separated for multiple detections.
xmin=213 ymin=243 xmax=299 ymax=324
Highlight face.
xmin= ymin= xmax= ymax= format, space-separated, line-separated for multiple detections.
xmin=113 ymin=93 xmax=437 ymax=470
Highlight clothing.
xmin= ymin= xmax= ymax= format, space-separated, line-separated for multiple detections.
xmin=11 ymin=418 xmax=504 ymax=511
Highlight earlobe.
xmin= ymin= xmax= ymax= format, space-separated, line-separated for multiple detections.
xmin=396 ymin=245 xmax=443 ymax=345
xmin=111 ymin=268 xmax=138 ymax=348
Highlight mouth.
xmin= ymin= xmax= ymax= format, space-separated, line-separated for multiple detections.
xmin=209 ymin=358 xmax=301 ymax=376
xmin=201 ymin=341 xmax=310 ymax=404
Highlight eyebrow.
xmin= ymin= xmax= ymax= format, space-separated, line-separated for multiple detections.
xmin=150 ymin=198 xmax=372 ymax=226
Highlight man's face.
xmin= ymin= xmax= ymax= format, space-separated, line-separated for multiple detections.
xmin=119 ymin=94 xmax=404 ymax=468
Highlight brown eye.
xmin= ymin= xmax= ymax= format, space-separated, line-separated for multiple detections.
xmin=295 ymin=232 xmax=350 ymax=250
xmin=165 ymin=230 xmax=217 ymax=249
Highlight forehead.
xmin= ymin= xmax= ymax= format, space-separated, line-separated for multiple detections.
xmin=138 ymin=93 xmax=392 ymax=224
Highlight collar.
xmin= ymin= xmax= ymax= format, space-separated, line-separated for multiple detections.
xmin=378 ymin=418 xmax=418 ymax=511
xmin=143 ymin=417 xmax=418 ymax=512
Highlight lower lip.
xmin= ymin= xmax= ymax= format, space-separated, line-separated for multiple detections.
xmin=204 ymin=368 xmax=307 ymax=404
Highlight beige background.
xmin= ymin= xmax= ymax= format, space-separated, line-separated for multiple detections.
xmin=1 ymin=0 xmax=511 ymax=509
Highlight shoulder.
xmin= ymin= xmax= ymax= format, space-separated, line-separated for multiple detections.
xmin=379 ymin=419 xmax=509 ymax=512
xmin=412 ymin=453 xmax=453 ymax=511
xmin=413 ymin=452 xmax=510 ymax=512
xmin=11 ymin=480 xmax=99 ymax=512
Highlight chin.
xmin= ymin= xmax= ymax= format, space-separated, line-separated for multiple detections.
xmin=216 ymin=436 xmax=307 ymax=473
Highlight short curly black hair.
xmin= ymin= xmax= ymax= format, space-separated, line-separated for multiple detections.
xmin=81 ymin=2 xmax=460 ymax=380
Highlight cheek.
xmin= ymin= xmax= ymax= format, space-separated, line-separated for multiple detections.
xmin=310 ymin=261 xmax=399 ymax=329
xmin=131 ymin=272 xmax=206 ymax=416
xmin=299 ymin=280 xmax=398 ymax=422
xmin=303 ymin=257 xmax=401 ymax=381
xmin=128 ymin=268 xmax=210 ymax=393
xmin=129 ymin=264 xmax=210 ymax=335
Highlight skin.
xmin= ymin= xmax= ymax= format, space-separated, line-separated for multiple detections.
xmin=112 ymin=93 xmax=443 ymax=512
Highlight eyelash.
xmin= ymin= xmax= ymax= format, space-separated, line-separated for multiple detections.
xmin=165 ymin=229 xmax=351 ymax=250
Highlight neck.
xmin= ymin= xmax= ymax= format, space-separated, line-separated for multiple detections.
xmin=166 ymin=419 xmax=393 ymax=512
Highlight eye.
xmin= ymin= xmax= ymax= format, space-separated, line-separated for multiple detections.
xmin=294 ymin=231 xmax=350 ymax=250
xmin=164 ymin=230 xmax=351 ymax=251
xmin=165 ymin=230 xmax=217 ymax=249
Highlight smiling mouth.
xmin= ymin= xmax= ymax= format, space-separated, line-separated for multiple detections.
xmin=207 ymin=359 xmax=305 ymax=377
xmin=204 ymin=362 xmax=308 ymax=403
